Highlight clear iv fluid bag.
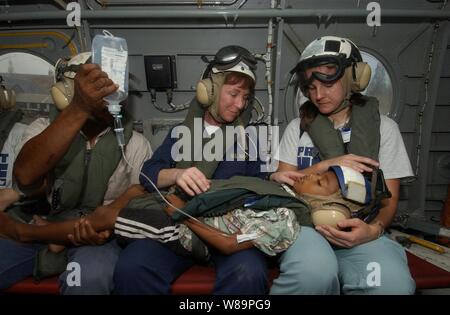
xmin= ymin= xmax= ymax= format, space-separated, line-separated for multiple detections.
xmin=91 ymin=30 xmax=129 ymax=112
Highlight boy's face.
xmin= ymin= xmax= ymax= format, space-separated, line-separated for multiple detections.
xmin=293 ymin=171 xmax=340 ymax=196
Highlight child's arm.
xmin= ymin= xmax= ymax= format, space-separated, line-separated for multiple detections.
xmin=184 ymin=219 xmax=253 ymax=255
xmin=0 ymin=184 xmax=145 ymax=244
xmin=164 ymin=194 xmax=253 ymax=255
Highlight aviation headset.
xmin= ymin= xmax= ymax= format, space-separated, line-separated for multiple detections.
xmin=0 ymin=76 xmax=16 ymax=111
xmin=196 ymin=45 xmax=257 ymax=109
xmin=51 ymin=48 xmax=256 ymax=115
xmin=290 ymin=36 xmax=372 ymax=95
xmin=50 ymin=52 xmax=91 ymax=111
xmin=301 ymin=165 xmax=391 ymax=228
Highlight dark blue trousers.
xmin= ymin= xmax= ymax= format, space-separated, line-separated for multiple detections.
xmin=113 ymin=239 xmax=269 ymax=295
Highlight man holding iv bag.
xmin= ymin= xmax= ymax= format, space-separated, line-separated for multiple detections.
xmin=0 ymin=32 xmax=151 ymax=294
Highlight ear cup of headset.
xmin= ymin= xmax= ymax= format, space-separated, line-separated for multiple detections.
xmin=352 ymin=62 xmax=371 ymax=92
xmin=0 ymin=85 xmax=16 ymax=111
xmin=196 ymin=73 xmax=226 ymax=108
xmin=51 ymin=78 xmax=74 ymax=111
xmin=196 ymin=78 xmax=214 ymax=107
xmin=0 ymin=85 xmax=7 ymax=110
xmin=8 ymin=88 xmax=16 ymax=109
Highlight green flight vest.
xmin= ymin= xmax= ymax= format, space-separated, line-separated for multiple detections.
xmin=30 ymin=107 xmax=134 ymax=281
xmin=125 ymin=101 xmax=256 ymax=263
xmin=175 ymin=97 xmax=253 ymax=178
xmin=48 ymin=106 xmax=133 ymax=219
xmin=305 ymin=95 xmax=381 ymax=161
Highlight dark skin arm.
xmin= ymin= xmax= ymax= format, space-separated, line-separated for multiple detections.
xmin=0 ymin=185 xmax=145 ymax=244
xmin=13 ymin=64 xmax=118 ymax=188
xmin=184 ymin=219 xmax=253 ymax=255
xmin=165 ymin=194 xmax=253 ymax=255
xmin=0 ymin=186 xmax=253 ymax=254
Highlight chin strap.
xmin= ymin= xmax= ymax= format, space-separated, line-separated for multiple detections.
xmin=208 ymin=103 xmax=227 ymax=124
xmin=355 ymin=168 xmax=392 ymax=223
xmin=328 ymin=97 xmax=351 ymax=116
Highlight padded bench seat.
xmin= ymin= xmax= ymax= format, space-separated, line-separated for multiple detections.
xmin=3 ymin=265 xmax=218 ymax=295
xmin=406 ymin=252 xmax=450 ymax=289
xmin=3 ymin=252 xmax=450 ymax=294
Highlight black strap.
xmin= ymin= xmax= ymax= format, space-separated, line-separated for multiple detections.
xmin=355 ymin=168 xmax=392 ymax=222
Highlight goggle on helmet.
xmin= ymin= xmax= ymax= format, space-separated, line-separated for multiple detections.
xmin=205 ymin=45 xmax=257 ymax=82
xmin=290 ymin=36 xmax=363 ymax=93
xmin=54 ymin=52 xmax=92 ymax=81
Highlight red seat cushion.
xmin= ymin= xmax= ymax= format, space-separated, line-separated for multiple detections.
xmin=3 ymin=253 xmax=449 ymax=294
xmin=4 ymin=276 xmax=60 ymax=295
xmin=171 ymin=265 xmax=216 ymax=295
xmin=406 ymin=251 xmax=450 ymax=289
xmin=3 ymin=266 xmax=218 ymax=295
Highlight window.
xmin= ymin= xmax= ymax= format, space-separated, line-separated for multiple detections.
xmin=360 ymin=51 xmax=393 ymax=115
xmin=0 ymin=52 xmax=54 ymax=107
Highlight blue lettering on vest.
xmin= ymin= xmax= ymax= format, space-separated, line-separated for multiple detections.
xmin=0 ymin=153 xmax=8 ymax=187
xmin=304 ymin=147 xmax=314 ymax=156
xmin=297 ymin=146 xmax=321 ymax=170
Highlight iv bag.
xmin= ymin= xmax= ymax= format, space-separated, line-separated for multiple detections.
xmin=91 ymin=30 xmax=129 ymax=113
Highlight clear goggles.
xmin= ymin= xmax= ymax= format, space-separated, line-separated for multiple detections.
xmin=212 ymin=45 xmax=257 ymax=72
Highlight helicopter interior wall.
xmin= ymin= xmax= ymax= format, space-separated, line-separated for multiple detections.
xmin=0 ymin=0 xmax=449 ymax=230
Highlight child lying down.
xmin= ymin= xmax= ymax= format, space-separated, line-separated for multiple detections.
xmin=0 ymin=166 xmax=386 ymax=258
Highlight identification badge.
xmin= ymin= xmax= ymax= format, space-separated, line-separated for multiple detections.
xmin=341 ymin=127 xmax=351 ymax=143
